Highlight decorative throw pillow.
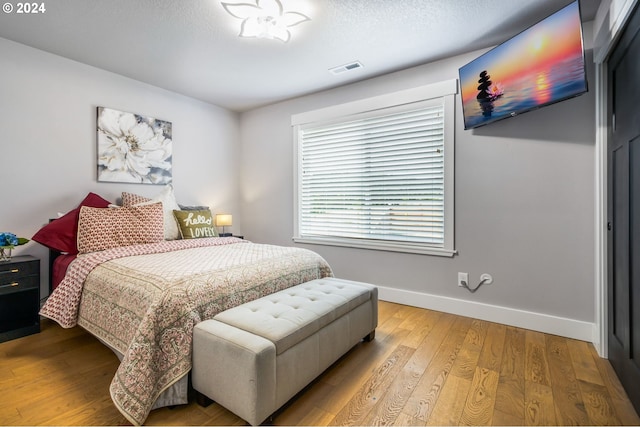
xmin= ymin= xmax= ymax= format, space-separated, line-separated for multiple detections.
xmin=178 ymin=204 xmax=210 ymax=211
xmin=32 ymin=192 xmax=112 ymax=254
xmin=121 ymin=191 xmax=150 ymax=207
xmin=122 ymin=185 xmax=181 ymax=240
xmin=173 ymin=209 xmax=219 ymax=239
xmin=77 ymin=203 xmax=164 ymax=254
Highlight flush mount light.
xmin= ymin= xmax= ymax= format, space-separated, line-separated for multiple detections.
xmin=221 ymin=0 xmax=311 ymax=43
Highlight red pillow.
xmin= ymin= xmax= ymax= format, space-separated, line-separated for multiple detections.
xmin=31 ymin=192 xmax=111 ymax=254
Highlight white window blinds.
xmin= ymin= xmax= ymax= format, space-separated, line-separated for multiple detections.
xmin=298 ymin=101 xmax=445 ymax=247
xmin=293 ymin=79 xmax=456 ymax=256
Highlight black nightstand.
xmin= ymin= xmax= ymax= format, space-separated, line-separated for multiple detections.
xmin=0 ymin=255 xmax=40 ymax=343
xmin=220 ymin=234 xmax=244 ymax=239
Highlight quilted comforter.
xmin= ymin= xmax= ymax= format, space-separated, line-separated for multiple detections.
xmin=40 ymin=237 xmax=333 ymax=425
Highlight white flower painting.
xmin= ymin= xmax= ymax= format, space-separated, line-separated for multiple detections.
xmin=97 ymin=107 xmax=173 ymax=184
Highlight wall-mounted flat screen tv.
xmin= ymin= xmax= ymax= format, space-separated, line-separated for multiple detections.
xmin=459 ymin=0 xmax=588 ymax=130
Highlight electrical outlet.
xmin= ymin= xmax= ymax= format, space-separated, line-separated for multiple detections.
xmin=458 ymin=272 xmax=468 ymax=287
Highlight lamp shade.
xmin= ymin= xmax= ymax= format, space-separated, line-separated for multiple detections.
xmin=215 ymin=214 xmax=233 ymax=227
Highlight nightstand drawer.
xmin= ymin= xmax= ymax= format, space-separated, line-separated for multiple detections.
xmin=0 ymin=257 xmax=39 ymax=282
xmin=0 ymin=275 xmax=39 ymax=295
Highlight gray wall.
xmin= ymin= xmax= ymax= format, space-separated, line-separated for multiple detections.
xmin=0 ymin=37 xmax=241 ymax=295
xmin=239 ymin=29 xmax=597 ymax=338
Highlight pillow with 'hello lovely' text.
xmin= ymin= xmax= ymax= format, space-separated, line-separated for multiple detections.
xmin=172 ymin=209 xmax=219 ymax=239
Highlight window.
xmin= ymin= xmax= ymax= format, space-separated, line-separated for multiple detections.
xmin=292 ymin=80 xmax=457 ymax=256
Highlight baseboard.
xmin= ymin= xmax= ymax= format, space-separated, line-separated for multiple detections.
xmin=377 ymin=286 xmax=595 ymax=343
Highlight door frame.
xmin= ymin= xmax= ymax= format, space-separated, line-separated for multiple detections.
xmin=594 ymin=0 xmax=638 ymax=357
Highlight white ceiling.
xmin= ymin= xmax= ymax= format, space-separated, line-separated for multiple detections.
xmin=0 ymin=0 xmax=600 ymax=112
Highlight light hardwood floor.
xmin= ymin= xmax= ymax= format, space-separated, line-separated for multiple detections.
xmin=0 ymin=301 xmax=638 ymax=426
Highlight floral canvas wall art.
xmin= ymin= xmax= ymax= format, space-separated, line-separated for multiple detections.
xmin=97 ymin=107 xmax=173 ymax=184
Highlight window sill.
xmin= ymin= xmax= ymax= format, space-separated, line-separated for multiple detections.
xmin=292 ymin=236 xmax=457 ymax=257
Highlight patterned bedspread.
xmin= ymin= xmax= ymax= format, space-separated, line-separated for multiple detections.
xmin=40 ymin=237 xmax=333 ymax=425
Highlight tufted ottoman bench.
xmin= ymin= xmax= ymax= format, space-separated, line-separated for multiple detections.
xmin=192 ymin=277 xmax=378 ymax=425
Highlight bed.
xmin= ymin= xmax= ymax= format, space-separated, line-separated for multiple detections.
xmin=35 ymin=190 xmax=333 ymax=425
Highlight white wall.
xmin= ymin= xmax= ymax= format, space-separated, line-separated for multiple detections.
xmin=239 ymin=26 xmax=597 ymax=341
xmin=0 ymin=37 xmax=240 ymax=295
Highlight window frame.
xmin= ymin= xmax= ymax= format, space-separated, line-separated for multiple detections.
xmin=292 ymin=79 xmax=457 ymax=257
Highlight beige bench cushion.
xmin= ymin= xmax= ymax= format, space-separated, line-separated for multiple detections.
xmin=213 ymin=278 xmax=375 ymax=355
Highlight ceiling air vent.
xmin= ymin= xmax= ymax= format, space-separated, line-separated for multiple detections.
xmin=329 ymin=61 xmax=364 ymax=75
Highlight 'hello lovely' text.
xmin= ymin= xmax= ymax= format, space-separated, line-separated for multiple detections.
xmin=181 ymin=213 xmax=217 ymax=238
xmin=182 ymin=212 xmax=212 ymax=226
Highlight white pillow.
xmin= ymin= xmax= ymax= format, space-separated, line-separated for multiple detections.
xmin=134 ymin=184 xmax=181 ymax=240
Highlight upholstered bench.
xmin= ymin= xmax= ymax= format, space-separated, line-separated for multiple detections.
xmin=192 ymin=277 xmax=378 ymax=426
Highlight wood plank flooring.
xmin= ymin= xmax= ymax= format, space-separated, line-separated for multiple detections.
xmin=0 ymin=301 xmax=638 ymax=426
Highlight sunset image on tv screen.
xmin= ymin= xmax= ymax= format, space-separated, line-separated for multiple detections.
xmin=459 ymin=0 xmax=587 ymax=129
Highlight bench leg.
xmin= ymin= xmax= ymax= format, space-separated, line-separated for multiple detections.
xmin=363 ymin=330 xmax=375 ymax=342
xmin=195 ymin=391 xmax=214 ymax=407
xmin=263 ymin=415 xmax=275 ymax=425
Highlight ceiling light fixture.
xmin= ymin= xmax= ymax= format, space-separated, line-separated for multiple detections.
xmin=221 ymin=0 xmax=311 ymax=43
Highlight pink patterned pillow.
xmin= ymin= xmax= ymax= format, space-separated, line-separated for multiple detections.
xmin=121 ymin=192 xmax=151 ymax=207
xmin=31 ymin=192 xmax=112 ymax=254
xmin=121 ymin=185 xmax=181 ymax=240
xmin=77 ymin=203 xmax=164 ymax=254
